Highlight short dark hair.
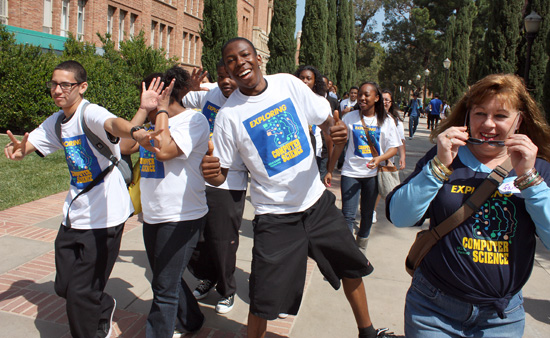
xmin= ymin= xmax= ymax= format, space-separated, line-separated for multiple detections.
xmin=221 ymin=37 xmax=258 ymax=59
xmin=434 ymin=93 xmax=440 ymax=98
xmin=350 ymin=86 xmax=359 ymax=92
xmin=54 ymin=60 xmax=87 ymax=83
xmin=163 ymin=65 xmax=191 ymax=104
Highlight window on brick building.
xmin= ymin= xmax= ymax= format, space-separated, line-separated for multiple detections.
xmin=182 ymin=32 xmax=188 ymax=63
xmin=77 ymin=0 xmax=86 ymax=40
xmin=189 ymin=0 xmax=193 ymax=15
xmin=60 ymin=0 xmax=70 ymax=37
xmin=118 ymin=10 xmax=126 ymax=48
xmin=151 ymin=21 xmax=157 ymax=47
xmin=0 ymin=0 xmax=8 ymax=25
xmin=166 ymin=27 xmax=172 ymax=57
xmin=192 ymin=35 xmax=198 ymax=65
xmin=159 ymin=24 xmax=165 ymax=49
xmin=43 ymin=0 xmax=53 ymax=33
xmin=107 ymin=6 xmax=115 ymax=36
xmin=187 ymin=34 xmax=193 ymax=64
xmin=130 ymin=14 xmax=137 ymax=38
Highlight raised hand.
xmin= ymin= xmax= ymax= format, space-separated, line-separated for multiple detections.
xmin=157 ymin=78 xmax=175 ymax=112
xmin=201 ymin=140 xmax=221 ymax=179
xmin=140 ymin=77 xmax=165 ymax=112
xmin=505 ymin=134 xmax=538 ymax=176
xmin=189 ymin=67 xmax=209 ymax=92
xmin=4 ymin=130 xmax=29 ymax=160
xmin=436 ymin=126 xmax=468 ymax=167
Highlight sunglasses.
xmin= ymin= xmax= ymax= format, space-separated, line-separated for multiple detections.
xmin=464 ymin=110 xmax=520 ymax=147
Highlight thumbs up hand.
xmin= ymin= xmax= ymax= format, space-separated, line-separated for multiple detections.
xmin=201 ymin=140 xmax=221 ymax=179
xmin=329 ymin=110 xmax=348 ymax=145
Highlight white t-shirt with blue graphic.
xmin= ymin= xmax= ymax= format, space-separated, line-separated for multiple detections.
xmin=212 ymin=74 xmax=329 ymax=215
xmin=341 ymin=111 xmax=402 ymax=178
xmin=139 ymin=110 xmax=210 ymax=224
xmin=182 ymin=87 xmax=248 ymax=191
xmin=28 ymin=99 xmax=132 ymax=229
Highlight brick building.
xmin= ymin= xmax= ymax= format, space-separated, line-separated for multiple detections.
xmin=1 ymin=0 xmax=273 ymax=71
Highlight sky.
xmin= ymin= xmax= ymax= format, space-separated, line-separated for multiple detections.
xmin=295 ymin=0 xmax=385 ymax=36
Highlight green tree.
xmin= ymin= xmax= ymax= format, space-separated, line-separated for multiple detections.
xmin=444 ymin=1 xmax=476 ymax=104
xmin=326 ymin=0 xmax=339 ymax=81
xmin=266 ymin=0 xmax=297 ymax=74
xmin=299 ymin=0 xmax=328 ymax=71
xmin=336 ymin=0 xmax=356 ymax=94
xmin=477 ymin=0 xmax=523 ymax=77
xmin=200 ymin=0 xmax=238 ymax=80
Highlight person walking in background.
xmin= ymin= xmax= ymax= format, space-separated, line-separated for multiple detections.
xmin=387 ymin=74 xmax=550 ymax=337
xmin=340 ymin=86 xmax=359 ymax=117
xmin=201 ymin=37 xmax=395 ymax=338
xmin=405 ymin=92 xmax=422 ymax=139
xmin=120 ymin=66 xmax=210 ymax=337
xmin=428 ymin=93 xmax=443 ymax=130
xmin=182 ymin=60 xmax=248 ymax=315
xmin=294 ymin=65 xmax=335 ymax=182
xmin=325 ymin=82 xmax=401 ymax=253
xmin=4 ymin=60 xmax=156 ymax=338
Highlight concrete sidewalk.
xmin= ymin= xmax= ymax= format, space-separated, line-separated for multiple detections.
xmin=1 ymin=118 xmax=549 ymax=337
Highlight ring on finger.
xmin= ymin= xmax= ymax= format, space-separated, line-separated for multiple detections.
xmin=445 ymin=134 xmax=450 ymax=139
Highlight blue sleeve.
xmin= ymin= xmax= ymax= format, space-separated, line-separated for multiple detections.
xmin=386 ymin=147 xmax=442 ymax=227
xmin=521 ymin=161 xmax=550 ymax=249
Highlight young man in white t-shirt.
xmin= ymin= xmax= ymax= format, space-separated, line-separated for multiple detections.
xmin=201 ymin=38 xmax=394 ymax=338
xmin=182 ymin=60 xmax=249 ymax=314
xmin=4 ymin=61 xmax=156 ymax=338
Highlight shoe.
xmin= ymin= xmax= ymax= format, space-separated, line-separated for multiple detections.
xmin=97 ymin=298 xmax=116 ymax=338
xmin=278 ymin=313 xmax=288 ymax=319
xmin=173 ymin=314 xmax=205 ymax=337
xmin=215 ymin=294 xmax=235 ymax=314
xmin=376 ymin=328 xmax=397 ymax=337
xmin=372 ymin=211 xmax=377 ymax=223
xmin=193 ymin=279 xmax=215 ymax=300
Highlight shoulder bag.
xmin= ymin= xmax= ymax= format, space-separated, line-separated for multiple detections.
xmin=361 ymin=114 xmax=400 ymax=198
xmin=405 ymin=157 xmax=513 ymax=276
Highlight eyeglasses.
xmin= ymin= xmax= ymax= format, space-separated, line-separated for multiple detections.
xmin=464 ymin=110 xmax=521 ymax=147
xmin=46 ymin=81 xmax=81 ymax=91
xmin=383 ymin=99 xmax=392 ymax=103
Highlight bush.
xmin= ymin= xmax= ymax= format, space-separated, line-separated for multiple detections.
xmin=0 ymin=25 xmax=176 ymax=132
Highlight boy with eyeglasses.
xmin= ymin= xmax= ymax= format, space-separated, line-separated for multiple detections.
xmin=4 ymin=60 xmax=158 ymax=338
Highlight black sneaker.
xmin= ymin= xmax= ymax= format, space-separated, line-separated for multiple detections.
xmin=97 ymin=298 xmax=116 ymax=338
xmin=215 ymin=294 xmax=234 ymax=314
xmin=193 ymin=279 xmax=215 ymax=300
xmin=376 ymin=328 xmax=397 ymax=337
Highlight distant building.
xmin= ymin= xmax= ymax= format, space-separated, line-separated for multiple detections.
xmin=2 ymin=0 xmax=273 ymax=72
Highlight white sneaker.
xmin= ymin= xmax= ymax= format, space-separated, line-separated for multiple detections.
xmin=97 ymin=298 xmax=116 ymax=338
xmin=372 ymin=210 xmax=377 ymax=223
xmin=278 ymin=313 xmax=288 ymax=319
xmin=215 ymin=294 xmax=235 ymax=314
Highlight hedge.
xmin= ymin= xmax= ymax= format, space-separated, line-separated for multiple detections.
xmin=0 ymin=25 xmax=176 ymax=133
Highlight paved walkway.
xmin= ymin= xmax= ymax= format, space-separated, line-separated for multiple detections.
xmin=1 ymin=119 xmax=549 ymax=337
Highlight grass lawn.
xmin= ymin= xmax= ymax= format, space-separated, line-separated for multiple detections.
xmin=0 ymin=133 xmax=69 ymax=211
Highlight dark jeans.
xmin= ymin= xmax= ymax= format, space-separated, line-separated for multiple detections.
xmin=143 ymin=217 xmax=205 ymax=337
xmin=409 ymin=115 xmax=419 ymax=137
xmin=340 ymin=175 xmax=378 ymax=238
xmin=188 ymin=186 xmax=246 ymax=298
xmin=428 ymin=114 xmax=440 ymax=130
xmin=54 ymin=223 xmax=124 ymax=338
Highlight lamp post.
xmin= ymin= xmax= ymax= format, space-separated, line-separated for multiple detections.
xmin=524 ymin=11 xmax=542 ymax=88
xmin=423 ymin=69 xmax=430 ymax=103
xmin=443 ymin=58 xmax=451 ymax=102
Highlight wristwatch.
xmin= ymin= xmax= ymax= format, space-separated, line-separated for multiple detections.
xmin=130 ymin=126 xmax=145 ymax=140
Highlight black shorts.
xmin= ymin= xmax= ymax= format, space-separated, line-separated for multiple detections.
xmin=249 ymin=190 xmax=374 ymax=320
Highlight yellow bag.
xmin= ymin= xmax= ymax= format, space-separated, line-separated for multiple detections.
xmin=128 ymin=161 xmax=142 ymax=215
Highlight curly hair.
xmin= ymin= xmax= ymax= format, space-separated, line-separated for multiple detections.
xmin=432 ymin=73 xmax=550 ymax=162
xmin=163 ymin=65 xmax=190 ymax=104
xmin=294 ymin=65 xmax=327 ymax=96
